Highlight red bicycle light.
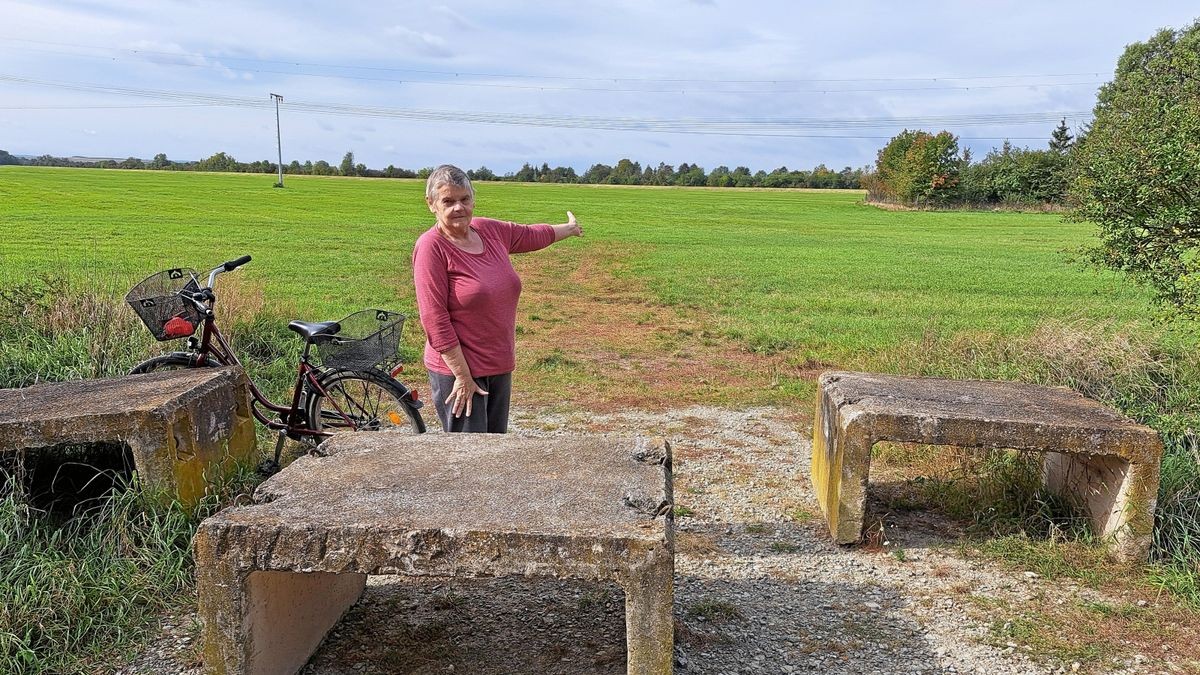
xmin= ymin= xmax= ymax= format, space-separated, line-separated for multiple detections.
xmin=389 ymin=364 xmax=404 ymax=377
xmin=163 ymin=316 xmax=196 ymax=339
xmin=411 ymin=388 xmax=419 ymax=402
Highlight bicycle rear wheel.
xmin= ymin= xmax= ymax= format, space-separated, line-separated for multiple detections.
xmin=129 ymin=352 xmax=219 ymax=374
xmin=305 ymin=369 xmax=425 ymax=435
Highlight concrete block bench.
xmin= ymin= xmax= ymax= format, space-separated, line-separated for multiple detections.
xmin=0 ymin=367 xmax=257 ymax=506
xmin=811 ymin=371 xmax=1163 ymax=561
xmin=194 ymin=432 xmax=674 ymax=675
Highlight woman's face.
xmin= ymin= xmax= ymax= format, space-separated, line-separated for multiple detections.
xmin=427 ymin=183 xmax=475 ymax=231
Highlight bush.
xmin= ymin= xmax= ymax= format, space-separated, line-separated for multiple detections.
xmin=871 ymin=129 xmax=965 ymax=206
xmin=968 ymin=142 xmax=1069 ymax=205
xmin=1069 ymin=19 xmax=1200 ymax=316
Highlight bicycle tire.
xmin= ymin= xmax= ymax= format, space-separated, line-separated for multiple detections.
xmin=305 ymin=368 xmax=425 ymax=435
xmin=129 ymin=352 xmax=220 ymax=375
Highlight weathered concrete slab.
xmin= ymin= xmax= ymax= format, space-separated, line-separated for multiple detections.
xmin=195 ymin=432 xmax=674 ymax=675
xmin=0 ymin=367 xmax=257 ymax=505
xmin=811 ymin=371 xmax=1162 ymax=561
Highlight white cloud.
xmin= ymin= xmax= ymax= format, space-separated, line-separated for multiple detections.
xmin=2 ymin=1 xmax=1198 ymax=171
xmin=383 ymin=25 xmax=453 ymax=59
xmin=432 ymin=5 xmax=476 ymax=30
xmin=124 ymin=39 xmax=245 ymax=79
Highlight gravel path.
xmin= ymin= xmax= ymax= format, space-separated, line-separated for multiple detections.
xmin=120 ymin=406 xmax=1187 ymax=674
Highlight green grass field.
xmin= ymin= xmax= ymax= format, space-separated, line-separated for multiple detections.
xmin=0 ymin=166 xmax=1152 ymax=365
xmin=3 ymin=166 xmax=1198 ymax=673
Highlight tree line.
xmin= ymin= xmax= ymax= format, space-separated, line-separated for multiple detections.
xmin=0 ymin=148 xmax=866 ymax=190
xmin=2 ymin=5 xmax=1196 ymax=323
xmin=862 ymin=120 xmax=1077 ymax=208
xmin=862 ymin=17 xmax=1200 ymax=319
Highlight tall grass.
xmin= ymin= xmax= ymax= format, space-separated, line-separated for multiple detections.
xmin=0 ymin=465 xmax=261 ymax=674
xmin=4 ymin=480 xmax=185 ymax=673
xmin=0 ymin=276 xmax=296 ymax=673
xmin=0 ymin=274 xmax=154 ymax=387
xmin=0 ymin=271 xmax=302 ymax=397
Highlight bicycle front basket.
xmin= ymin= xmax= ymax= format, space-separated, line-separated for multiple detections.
xmin=125 ymin=268 xmax=203 ymax=341
xmin=316 ymin=309 xmax=405 ymax=371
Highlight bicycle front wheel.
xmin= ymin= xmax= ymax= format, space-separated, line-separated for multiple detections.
xmin=305 ymin=369 xmax=425 ymax=435
xmin=129 ymin=352 xmax=219 ymax=375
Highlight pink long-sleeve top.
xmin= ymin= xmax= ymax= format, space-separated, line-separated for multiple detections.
xmin=413 ymin=217 xmax=555 ymax=377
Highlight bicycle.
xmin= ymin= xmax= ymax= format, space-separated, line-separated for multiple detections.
xmin=125 ymin=255 xmax=426 ymax=474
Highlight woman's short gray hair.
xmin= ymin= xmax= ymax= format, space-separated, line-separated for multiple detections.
xmin=425 ymin=164 xmax=474 ymax=200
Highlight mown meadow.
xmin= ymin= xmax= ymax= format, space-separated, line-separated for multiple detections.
xmin=1 ymin=167 xmax=1197 ymax=672
xmin=0 ymin=166 xmax=1151 ymax=344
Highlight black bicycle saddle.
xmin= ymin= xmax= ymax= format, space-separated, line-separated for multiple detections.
xmin=287 ymin=320 xmax=341 ymax=340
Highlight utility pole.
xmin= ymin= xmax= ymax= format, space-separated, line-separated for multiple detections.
xmin=270 ymin=93 xmax=284 ymax=188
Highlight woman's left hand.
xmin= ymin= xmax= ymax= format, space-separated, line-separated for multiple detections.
xmin=550 ymin=211 xmax=583 ymax=243
xmin=564 ymin=211 xmax=583 ymax=237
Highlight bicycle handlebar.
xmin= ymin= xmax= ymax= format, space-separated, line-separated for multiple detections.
xmin=206 ymin=255 xmax=251 ymax=289
xmin=183 ymin=289 xmax=214 ymax=315
xmin=224 ymin=255 xmax=252 ymax=272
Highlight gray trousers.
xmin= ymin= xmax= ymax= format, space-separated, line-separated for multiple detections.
xmin=427 ymin=371 xmax=512 ymax=433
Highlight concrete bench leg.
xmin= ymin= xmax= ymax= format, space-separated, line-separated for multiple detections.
xmin=195 ymin=528 xmax=366 ymax=675
xmin=810 ymin=390 xmax=873 ymax=544
xmin=621 ymin=556 xmax=674 ymax=675
xmin=244 ymin=571 xmax=366 ymax=675
xmin=1043 ymin=452 xmax=1160 ymax=561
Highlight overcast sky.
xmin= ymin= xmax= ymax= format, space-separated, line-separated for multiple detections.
xmin=1 ymin=1 xmax=1196 ymax=174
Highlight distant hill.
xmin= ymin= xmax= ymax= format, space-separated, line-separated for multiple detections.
xmin=11 ymin=154 xmax=148 ymax=163
xmin=66 ymin=156 xmax=126 ymax=163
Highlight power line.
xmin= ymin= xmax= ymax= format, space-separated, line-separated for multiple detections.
xmin=0 ymin=41 xmax=1106 ymax=95
xmin=0 ymin=103 xmax=219 ymax=110
xmin=0 ymin=73 xmax=1086 ymax=141
xmin=0 ymin=36 xmax=1108 ymax=85
xmin=0 ymin=74 xmax=1090 ymax=124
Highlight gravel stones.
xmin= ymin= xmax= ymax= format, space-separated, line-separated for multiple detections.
xmin=122 ymin=406 xmax=1184 ymax=674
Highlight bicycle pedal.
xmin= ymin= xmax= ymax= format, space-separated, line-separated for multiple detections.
xmin=256 ymin=459 xmax=281 ymax=477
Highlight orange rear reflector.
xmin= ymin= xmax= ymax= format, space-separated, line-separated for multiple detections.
xmin=387 ymin=411 xmax=403 ymax=425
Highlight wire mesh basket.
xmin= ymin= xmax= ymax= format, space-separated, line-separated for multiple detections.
xmin=125 ymin=268 xmax=203 ymax=341
xmin=316 ymin=309 xmax=405 ymax=370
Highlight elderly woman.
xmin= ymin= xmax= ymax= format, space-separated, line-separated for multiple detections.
xmin=413 ymin=164 xmax=582 ymax=433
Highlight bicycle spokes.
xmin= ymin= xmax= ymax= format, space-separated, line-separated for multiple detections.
xmin=326 ymin=378 xmax=382 ymax=429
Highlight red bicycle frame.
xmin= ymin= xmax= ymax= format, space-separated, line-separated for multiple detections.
xmin=185 ymin=306 xmax=358 ymax=439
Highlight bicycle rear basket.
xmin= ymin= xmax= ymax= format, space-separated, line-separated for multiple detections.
xmin=316 ymin=309 xmax=405 ymax=370
xmin=125 ymin=268 xmax=203 ymax=341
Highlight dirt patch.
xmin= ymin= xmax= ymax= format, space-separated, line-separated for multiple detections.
xmin=400 ymin=240 xmax=830 ymax=414
xmin=508 ymin=243 xmax=808 ymax=412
